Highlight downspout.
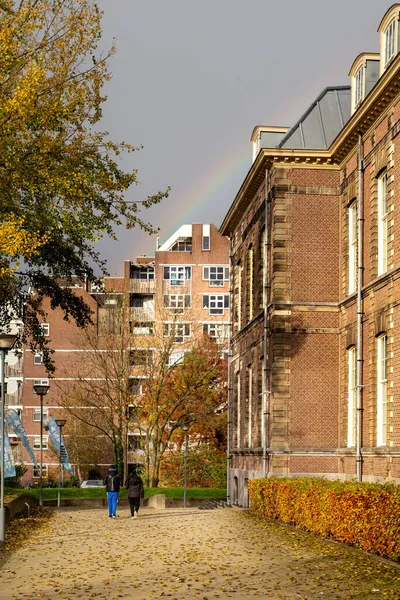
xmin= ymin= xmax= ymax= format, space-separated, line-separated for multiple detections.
xmin=262 ymin=168 xmax=270 ymax=478
xmin=226 ymin=233 xmax=233 ymax=505
xmin=356 ymin=133 xmax=364 ymax=483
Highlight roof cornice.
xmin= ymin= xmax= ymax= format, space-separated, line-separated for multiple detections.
xmin=220 ymin=52 xmax=400 ymax=236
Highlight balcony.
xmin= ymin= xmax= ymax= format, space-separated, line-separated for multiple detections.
xmin=130 ymin=279 xmax=156 ymax=294
xmin=5 ymin=390 xmax=22 ymax=406
xmin=130 ymin=307 xmax=155 ymax=322
xmin=5 ymin=360 xmax=23 ymax=378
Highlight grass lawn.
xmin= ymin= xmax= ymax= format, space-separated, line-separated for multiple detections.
xmin=5 ymin=486 xmax=226 ymax=500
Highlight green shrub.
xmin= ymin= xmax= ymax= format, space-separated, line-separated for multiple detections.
xmin=5 ymin=464 xmax=27 ymax=488
xmin=248 ymin=477 xmax=400 ymax=562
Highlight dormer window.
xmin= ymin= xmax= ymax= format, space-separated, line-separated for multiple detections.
xmin=354 ymin=67 xmax=364 ymax=106
xmin=385 ymin=19 xmax=395 ymax=65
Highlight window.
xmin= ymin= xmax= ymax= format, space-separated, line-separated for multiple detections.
xmin=33 ymin=465 xmax=48 ymax=478
xmin=131 ymin=267 xmax=154 ymax=280
xmin=33 ymin=353 xmax=43 ymax=365
xmin=247 ymin=366 xmax=252 ymax=448
xmin=347 ymin=348 xmax=356 ymax=447
xmin=171 ymin=238 xmax=192 ymax=252
xmin=163 ymin=294 xmax=191 ymax=313
xmin=41 ymin=323 xmax=50 ymax=337
xmin=202 ymin=323 xmax=229 ymax=342
xmin=33 ymin=408 xmax=48 ymax=422
xmin=202 ymin=224 xmax=210 ymax=251
xmin=130 ymin=350 xmax=153 ymax=366
xmin=377 ymin=335 xmax=388 ymax=446
xmin=163 ymin=266 xmax=191 ymax=285
xmin=163 ymin=323 xmax=191 ymax=342
xmin=385 ymin=20 xmax=395 ymax=65
xmin=202 ymin=266 xmax=229 ymax=287
xmin=378 ymin=172 xmax=388 ymax=276
xmin=236 ymin=263 xmax=243 ymax=329
xmin=348 ymin=201 xmax=357 ymax=294
xmin=236 ymin=372 xmax=241 ymax=448
xmin=33 ymin=435 xmax=48 ymax=450
xmin=168 ymin=350 xmax=185 ymax=367
xmin=247 ymin=245 xmax=254 ymax=322
xmin=354 ymin=67 xmax=364 ymax=106
xmin=202 ymin=295 xmax=229 ymax=315
xmin=128 ymin=378 xmax=143 ymax=395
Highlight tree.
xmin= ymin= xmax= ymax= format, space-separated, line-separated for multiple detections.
xmin=134 ymin=328 xmax=227 ymax=488
xmin=55 ymin=301 xmax=134 ymax=480
xmin=0 ymin=1 xmax=169 ymax=369
xmin=56 ymin=299 xmax=228 ymax=486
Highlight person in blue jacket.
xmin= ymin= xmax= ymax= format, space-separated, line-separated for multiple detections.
xmin=103 ymin=465 xmax=121 ymax=518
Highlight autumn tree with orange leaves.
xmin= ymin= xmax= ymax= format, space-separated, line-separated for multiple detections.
xmin=0 ymin=1 xmax=168 ymax=369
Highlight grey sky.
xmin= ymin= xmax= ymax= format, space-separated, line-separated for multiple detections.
xmin=97 ymin=0 xmax=385 ymax=275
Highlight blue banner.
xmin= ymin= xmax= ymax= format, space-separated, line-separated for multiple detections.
xmin=44 ymin=417 xmax=72 ymax=473
xmin=5 ymin=409 xmax=37 ymax=468
xmin=4 ymin=430 xmax=16 ymax=478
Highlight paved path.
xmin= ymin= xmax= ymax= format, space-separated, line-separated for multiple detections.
xmin=1 ymin=506 xmax=399 ymax=599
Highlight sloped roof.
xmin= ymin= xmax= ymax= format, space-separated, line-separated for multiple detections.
xmin=279 ymin=86 xmax=351 ymax=150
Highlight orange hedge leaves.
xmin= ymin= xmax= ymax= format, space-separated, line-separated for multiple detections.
xmin=248 ymin=477 xmax=400 ymax=561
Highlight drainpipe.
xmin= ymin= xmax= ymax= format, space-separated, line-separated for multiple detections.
xmin=226 ymin=234 xmax=233 ymax=505
xmin=263 ymin=168 xmax=270 ymax=478
xmin=356 ymin=133 xmax=364 ymax=483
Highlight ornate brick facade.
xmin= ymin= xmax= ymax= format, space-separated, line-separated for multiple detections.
xmin=222 ymin=4 xmax=400 ymax=505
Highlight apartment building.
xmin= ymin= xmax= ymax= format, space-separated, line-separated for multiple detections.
xmin=221 ymin=4 xmax=400 ymax=505
xmin=10 ymin=223 xmax=229 ymax=482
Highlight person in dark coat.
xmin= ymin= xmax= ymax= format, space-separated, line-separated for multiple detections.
xmin=125 ymin=471 xmax=144 ymax=519
xmin=103 ymin=465 xmax=121 ymax=518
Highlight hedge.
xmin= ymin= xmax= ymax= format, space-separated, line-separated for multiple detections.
xmin=248 ymin=477 xmax=400 ymax=562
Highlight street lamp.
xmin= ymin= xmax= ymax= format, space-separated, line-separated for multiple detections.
xmin=55 ymin=419 xmax=66 ymax=508
xmin=0 ymin=333 xmax=18 ymax=549
xmin=33 ymin=381 xmax=50 ymax=507
xmin=181 ymin=423 xmax=189 ymax=509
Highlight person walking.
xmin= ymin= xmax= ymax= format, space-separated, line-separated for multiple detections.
xmin=104 ymin=465 xmax=121 ymax=518
xmin=125 ymin=471 xmax=144 ymax=519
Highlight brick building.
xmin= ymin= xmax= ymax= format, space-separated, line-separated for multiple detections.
xmin=9 ymin=223 xmax=229 ymax=483
xmin=221 ymin=4 xmax=400 ymax=506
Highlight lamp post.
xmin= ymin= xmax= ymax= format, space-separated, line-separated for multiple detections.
xmin=33 ymin=382 xmax=50 ymax=507
xmin=0 ymin=333 xmax=18 ymax=549
xmin=55 ymin=419 xmax=66 ymax=508
xmin=181 ymin=423 xmax=189 ymax=509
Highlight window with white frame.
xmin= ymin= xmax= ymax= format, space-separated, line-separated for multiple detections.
xmin=236 ymin=371 xmax=241 ymax=448
xmin=163 ymin=323 xmax=191 ymax=342
xmin=202 ymin=294 xmax=229 ymax=315
xmin=168 ymin=350 xmax=185 ymax=367
xmin=163 ymin=266 xmax=191 ymax=285
xmin=354 ymin=66 xmax=364 ymax=106
xmin=33 ymin=435 xmax=48 ymax=450
xmin=247 ymin=245 xmax=254 ymax=322
xmin=385 ymin=19 xmax=395 ymax=65
xmin=202 ymin=266 xmax=229 ymax=287
xmin=129 ymin=378 xmax=143 ymax=395
xmin=33 ymin=465 xmax=48 ymax=478
xmin=377 ymin=172 xmax=388 ymax=276
xmin=202 ymin=224 xmax=210 ymax=251
xmin=40 ymin=323 xmax=50 ymax=337
xmin=247 ymin=366 xmax=252 ymax=448
xmin=33 ymin=353 xmax=43 ymax=365
xmin=348 ymin=201 xmax=357 ymax=294
xmin=202 ymin=323 xmax=229 ymax=342
xmin=33 ymin=407 xmax=48 ymax=422
xmin=377 ymin=335 xmax=388 ymax=446
xmin=163 ymin=294 xmax=190 ymax=313
xmin=347 ymin=347 xmax=357 ymax=447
